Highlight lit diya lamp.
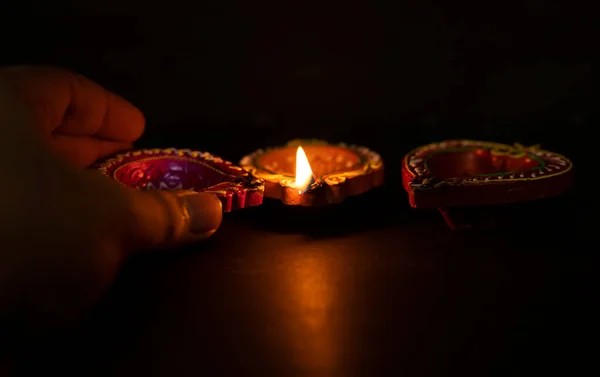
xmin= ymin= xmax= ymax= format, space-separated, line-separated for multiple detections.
xmin=240 ymin=139 xmax=384 ymax=206
xmin=94 ymin=148 xmax=264 ymax=212
xmin=402 ymin=140 xmax=574 ymax=229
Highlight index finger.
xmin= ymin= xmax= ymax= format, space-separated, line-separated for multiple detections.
xmin=0 ymin=66 xmax=145 ymax=142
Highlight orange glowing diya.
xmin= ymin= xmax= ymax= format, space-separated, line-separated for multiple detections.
xmin=240 ymin=139 xmax=384 ymax=206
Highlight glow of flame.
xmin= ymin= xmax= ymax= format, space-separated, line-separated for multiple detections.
xmin=295 ymin=146 xmax=314 ymax=193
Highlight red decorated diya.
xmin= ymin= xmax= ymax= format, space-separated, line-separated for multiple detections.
xmin=240 ymin=139 xmax=384 ymax=206
xmin=402 ymin=140 xmax=574 ymax=229
xmin=94 ymin=148 xmax=264 ymax=212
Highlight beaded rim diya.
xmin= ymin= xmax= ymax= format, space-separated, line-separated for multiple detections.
xmin=402 ymin=139 xmax=574 ymax=229
xmin=240 ymin=139 xmax=384 ymax=206
xmin=94 ymin=148 xmax=265 ymax=212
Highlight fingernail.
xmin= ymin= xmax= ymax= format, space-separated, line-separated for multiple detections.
xmin=178 ymin=192 xmax=223 ymax=234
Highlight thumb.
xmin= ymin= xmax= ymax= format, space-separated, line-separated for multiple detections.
xmin=81 ymin=170 xmax=223 ymax=252
xmin=125 ymin=189 xmax=224 ymax=249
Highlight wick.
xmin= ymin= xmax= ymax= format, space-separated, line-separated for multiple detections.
xmin=296 ymin=175 xmax=316 ymax=194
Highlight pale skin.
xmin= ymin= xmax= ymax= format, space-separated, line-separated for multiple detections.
xmin=0 ymin=66 xmax=223 ymax=335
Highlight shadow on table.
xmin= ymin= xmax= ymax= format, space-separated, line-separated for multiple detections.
xmin=226 ymin=185 xmax=581 ymax=243
xmin=226 ymin=186 xmax=444 ymax=238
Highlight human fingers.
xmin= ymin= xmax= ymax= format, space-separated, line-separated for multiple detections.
xmin=0 ymin=65 xmax=145 ymax=143
xmin=49 ymin=135 xmax=132 ymax=168
xmin=80 ymin=170 xmax=224 ymax=252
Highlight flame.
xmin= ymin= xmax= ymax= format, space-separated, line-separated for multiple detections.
xmin=295 ymin=146 xmax=314 ymax=193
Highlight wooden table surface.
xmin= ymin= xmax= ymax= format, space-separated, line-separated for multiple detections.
xmin=14 ymin=172 xmax=597 ymax=376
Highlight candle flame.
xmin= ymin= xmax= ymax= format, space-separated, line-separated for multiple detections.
xmin=295 ymin=146 xmax=314 ymax=193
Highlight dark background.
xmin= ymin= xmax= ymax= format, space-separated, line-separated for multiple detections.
xmin=2 ymin=1 xmax=599 ymax=376
xmin=2 ymin=1 xmax=596 ymax=156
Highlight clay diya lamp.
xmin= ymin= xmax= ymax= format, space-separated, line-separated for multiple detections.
xmin=402 ymin=140 xmax=574 ymax=230
xmin=240 ymin=139 xmax=384 ymax=206
xmin=94 ymin=148 xmax=265 ymax=212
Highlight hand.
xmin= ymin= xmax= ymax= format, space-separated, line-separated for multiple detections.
xmin=1 ymin=66 xmax=145 ymax=168
xmin=0 ymin=66 xmax=223 ymax=334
